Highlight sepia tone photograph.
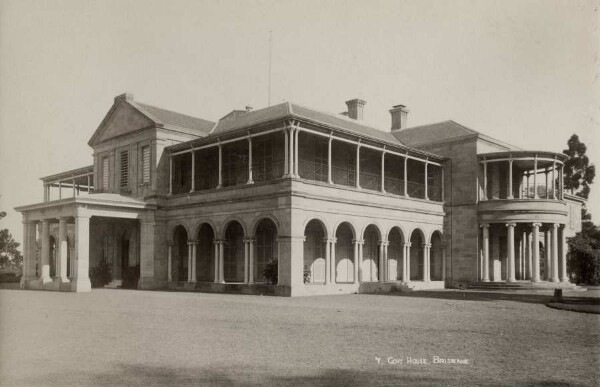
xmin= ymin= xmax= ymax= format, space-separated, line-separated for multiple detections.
xmin=0 ymin=0 xmax=598 ymax=386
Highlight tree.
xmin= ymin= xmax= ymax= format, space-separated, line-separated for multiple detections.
xmin=563 ymin=134 xmax=595 ymax=199
xmin=0 ymin=228 xmax=23 ymax=274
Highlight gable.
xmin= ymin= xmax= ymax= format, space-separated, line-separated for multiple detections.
xmin=88 ymin=101 xmax=156 ymax=146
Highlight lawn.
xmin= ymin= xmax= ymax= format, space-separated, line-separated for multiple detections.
xmin=0 ymin=289 xmax=598 ymax=386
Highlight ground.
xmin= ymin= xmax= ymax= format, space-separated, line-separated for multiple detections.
xmin=0 ymin=289 xmax=599 ymax=386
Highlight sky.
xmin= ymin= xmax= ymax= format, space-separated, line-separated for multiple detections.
xmin=0 ymin=0 xmax=598 ymax=245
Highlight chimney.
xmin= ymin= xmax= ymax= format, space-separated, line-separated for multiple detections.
xmin=345 ymin=98 xmax=366 ymax=120
xmin=389 ymin=104 xmax=409 ymax=130
xmin=115 ymin=93 xmax=134 ymax=103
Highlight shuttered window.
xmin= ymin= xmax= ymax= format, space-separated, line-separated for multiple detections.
xmin=120 ymin=151 xmax=129 ymax=188
xmin=141 ymin=146 xmax=150 ymax=183
xmin=102 ymin=157 xmax=109 ymax=190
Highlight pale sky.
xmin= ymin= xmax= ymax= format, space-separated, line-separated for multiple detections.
xmin=1 ymin=0 xmax=598 ymax=245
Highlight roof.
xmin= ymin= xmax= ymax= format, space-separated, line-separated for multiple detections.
xmin=134 ymin=102 xmax=215 ymax=134
xmin=393 ymin=120 xmax=520 ymax=150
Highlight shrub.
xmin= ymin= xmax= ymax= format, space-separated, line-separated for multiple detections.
xmin=122 ymin=264 xmax=140 ymax=289
xmin=262 ymin=258 xmax=278 ymax=285
xmin=303 ymin=265 xmax=311 ymax=283
xmin=0 ymin=272 xmax=21 ymax=283
xmin=89 ymin=261 xmax=112 ymax=288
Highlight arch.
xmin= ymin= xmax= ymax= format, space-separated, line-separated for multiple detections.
xmin=192 ymin=219 xmax=218 ymax=240
xmin=302 ymin=217 xmax=329 ymax=239
xmin=430 ymin=231 xmax=444 ymax=281
xmin=254 ymin=218 xmax=278 ymax=283
xmin=49 ymin=235 xmax=57 ymax=278
xmin=387 ymin=226 xmax=405 ymax=281
xmin=410 ymin=228 xmax=425 ymax=281
xmin=335 ymin=222 xmax=355 ymax=283
xmin=220 ymin=217 xmax=248 ymax=239
xmin=196 ymin=223 xmax=215 ymax=282
xmin=333 ymin=221 xmax=356 ymax=240
xmin=224 ymin=221 xmax=245 ymax=282
xmin=304 ymin=219 xmax=327 ymax=283
xmin=169 ymin=223 xmax=190 ymax=241
xmin=362 ymin=224 xmax=381 ymax=282
xmin=251 ymin=214 xmax=280 ymax=237
xmin=172 ymin=225 xmax=189 ymax=282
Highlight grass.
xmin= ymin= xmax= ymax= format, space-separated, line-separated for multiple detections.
xmin=0 ymin=289 xmax=599 ymax=386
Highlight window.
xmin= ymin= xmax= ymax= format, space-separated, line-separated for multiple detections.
xmin=141 ymin=145 xmax=150 ymax=184
xmin=120 ymin=151 xmax=129 ymax=189
xmin=102 ymin=157 xmax=109 ymax=190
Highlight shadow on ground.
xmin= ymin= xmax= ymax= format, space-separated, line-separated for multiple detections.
xmin=378 ymin=290 xmax=560 ymax=305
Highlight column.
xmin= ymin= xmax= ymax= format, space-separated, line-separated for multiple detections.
xmin=353 ymin=239 xmax=360 ymax=284
xmin=441 ymin=242 xmax=446 ymax=282
xmin=217 ymin=144 xmax=223 ymax=188
xmin=213 ymin=240 xmax=220 ymax=283
xmin=533 ymin=154 xmax=538 ymax=198
xmin=247 ymin=138 xmax=254 ymax=184
xmin=552 ymin=158 xmax=557 ymax=199
xmin=383 ymin=241 xmax=389 ymax=281
xmin=40 ymin=220 xmax=51 ymax=283
xmin=187 ymin=241 xmax=193 ymax=282
xmin=249 ymin=239 xmax=255 ymax=284
xmin=544 ymin=170 xmax=549 ymax=199
xmin=190 ymin=151 xmax=195 ymax=193
xmin=531 ymin=223 xmax=541 ymax=282
xmin=403 ymin=242 xmax=411 ymax=282
xmin=559 ymin=225 xmax=568 ymax=282
xmin=550 ymin=224 xmax=559 ymax=282
xmin=328 ymin=134 xmax=333 ymax=184
xmin=545 ymin=229 xmax=551 ymax=281
xmin=294 ymin=127 xmax=299 ymax=177
xmin=244 ymin=239 xmax=249 ymax=283
xmin=481 ymin=224 xmax=490 ymax=282
xmin=380 ymin=152 xmax=386 ymax=193
xmin=288 ymin=126 xmax=295 ymax=177
xmin=283 ymin=129 xmax=289 ymax=178
xmin=506 ymin=223 xmax=516 ymax=283
xmin=330 ymin=237 xmax=337 ymax=284
xmin=378 ymin=241 xmax=387 ymax=282
xmin=191 ymin=241 xmax=197 ymax=282
xmin=167 ymin=240 xmax=173 ymax=282
xmin=441 ymin=167 xmax=445 ymax=202
xmin=507 ymin=159 xmax=514 ymax=199
xmin=527 ymin=230 xmax=533 ymax=280
xmin=324 ymin=237 xmax=330 ymax=284
xmin=168 ymin=157 xmax=173 ymax=195
xmin=56 ymin=217 xmax=69 ymax=283
xmin=560 ymin=164 xmax=565 ymax=200
xmin=20 ymin=221 xmax=29 ymax=287
xmin=358 ymin=239 xmax=364 ymax=283
xmin=424 ymin=162 xmax=429 ymax=200
xmin=424 ymin=243 xmax=431 ymax=282
xmin=355 ymin=144 xmax=361 ymax=189
xmin=139 ymin=220 xmax=156 ymax=289
xmin=482 ymin=161 xmax=488 ymax=200
xmin=218 ymin=240 xmax=225 ymax=283
xmin=71 ymin=215 xmax=91 ymax=292
xmin=404 ymin=156 xmax=409 ymax=197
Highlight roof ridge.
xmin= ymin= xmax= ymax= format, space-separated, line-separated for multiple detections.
xmin=290 ymin=101 xmax=385 ymax=132
xmin=136 ymin=101 xmax=215 ymax=125
xmin=127 ymin=101 xmax=163 ymax=125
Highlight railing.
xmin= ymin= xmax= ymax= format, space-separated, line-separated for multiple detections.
xmin=428 ymin=185 xmax=443 ymax=202
xmin=222 ymin=165 xmax=249 ymax=187
xmin=299 ymin=159 xmax=328 ymax=183
xmin=384 ymin=176 xmax=405 ymax=196
xmin=253 ymin=159 xmax=285 ymax=183
xmin=407 ymin=181 xmax=425 ymax=199
xmin=331 ymin=165 xmax=355 ymax=187
xmin=359 ymin=171 xmax=381 ymax=191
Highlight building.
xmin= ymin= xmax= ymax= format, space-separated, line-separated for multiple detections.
xmin=15 ymin=93 xmax=585 ymax=296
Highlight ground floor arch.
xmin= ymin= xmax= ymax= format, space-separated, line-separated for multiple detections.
xmin=362 ymin=225 xmax=381 ymax=282
xmin=304 ymin=219 xmax=327 ymax=283
xmin=224 ymin=221 xmax=245 ymax=282
xmin=196 ymin=223 xmax=215 ymax=282
xmin=335 ymin=222 xmax=354 ymax=283
xmin=410 ymin=230 xmax=425 ymax=281
xmin=388 ymin=227 xmax=404 ymax=281
xmin=254 ymin=218 xmax=278 ymax=283
xmin=172 ymin=225 xmax=188 ymax=282
xmin=430 ymin=231 xmax=444 ymax=281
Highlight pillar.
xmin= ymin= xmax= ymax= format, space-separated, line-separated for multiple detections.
xmin=381 ymin=152 xmax=386 ymax=193
xmin=40 ymin=220 xmax=52 ymax=283
xmin=243 ymin=239 xmax=249 ymax=283
xmin=356 ymin=144 xmax=361 ymax=189
xmin=424 ymin=162 xmax=429 ymax=200
xmin=168 ymin=156 xmax=173 ymax=195
xmin=560 ymin=164 xmax=565 ymax=200
xmin=545 ymin=229 xmax=551 ymax=281
xmin=545 ymin=170 xmax=549 ymax=199
xmin=287 ymin=126 xmax=295 ymax=177
xmin=507 ymin=159 xmax=513 ymax=199
xmin=441 ymin=242 xmax=446 ymax=282
xmin=330 ymin=237 xmax=337 ymax=284
xmin=424 ymin=243 xmax=431 ymax=282
xmin=358 ymin=239 xmax=364 ymax=283
xmin=167 ymin=240 xmax=173 ymax=282
xmin=481 ymin=224 xmax=490 ymax=282
xmin=20 ymin=221 xmax=29 ymax=287
xmin=218 ymin=240 xmax=225 ymax=283
xmin=56 ymin=217 xmax=69 ymax=283
xmin=560 ymin=225 xmax=568 ymax=282
xmin=249 ymin=239 xmax=255 ymax=284
xmin=293 ymin=127 xmax=299 ymax=177
xmin=404 ymin=156 xmax=409 ymax=197
xmin=191 ymin=241 xmax=197 ymax=282
xmin=506 ymin=223 xmax=516 ymax=283
xmin=190 ymin=151 xmax=195 ymax=193
xmin=283 ymin=129 xmax=289 ymax=178
xmin=138 ymin=220 xmax=156 ymax=289
xmin=71 ymin=215 xmax=91 ymax=292
xmin=482 ymin=161 xmax=488 ymax=200
xmin=378 ymin=241 xmax=387 ymax=282
xmin=403 ymin=242 xmax=411 ymax=282
xmin=328 ymin=134 xmax=333 ymax=184
xmin=217 ymin=144 xmax=223 ymax=188
xmin=247 ymin=138 xmax=254 ymax=184
xmin=213 ymin=240 xmax=219 ymax=283
xmin=533 ymin=154 xmax=538 ymax=198
xmin=532 ymin=223 xmax=541 ymax=282
xmin=550 ymin=224 xmax=559 ymax=282
xmin=324 ymin=237 xmax=330 ymax=285
xmin=552 ymin=158 xmax=556 ymax=199
xmin=353 ymin=239 xmax=360 ymax=284
xmin=527 ymin=230 xmax=533 ymax=280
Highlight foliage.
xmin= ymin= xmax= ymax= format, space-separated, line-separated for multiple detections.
xmin=303 ymin=265 xmax=311 ymax=283
xmin=568 ymin=221 xmax=600 ymax=285
xmin=563 ymin=134 xmax=595 ymax=199
xmin=262 ymin=258 xmax=278 ymax=285
xmin=0 ymin=272 xmax=21 ymax=283
xmin=90 ymin=261 xmax=112 ymax=288
xmin=122 ymin=264 xmax=140 ymax=289
xmin=0 ymin=228 xmax=23 ymax=274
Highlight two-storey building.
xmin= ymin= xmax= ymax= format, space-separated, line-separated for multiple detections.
xmin=15 ymin=93 xmax=584 ymax=295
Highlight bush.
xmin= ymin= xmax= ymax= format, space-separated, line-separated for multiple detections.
xmin=262 ymin=258 xmax=278 ymax=285
xmin=122 ymin=264 xmax=140 ymax=289
xmin=303 ymin=265 xmax=311 ymax=283
xmin=89 ymin=261 xmax=112 ymax=288
xmin=0 ymin=272 xmax=21 ymax=283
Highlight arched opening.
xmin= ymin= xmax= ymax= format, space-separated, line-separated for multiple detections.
xmin=224 ymin=221 xmax=245 ymax=282
xmin=255 ymin=219 xmax=278 ymax=283
xmin=304 ymin=220 xmax=327 ymax=283
xmin=49 ymin=235 xmax=57 ymax=278
xmin=120 ymin=230 xmax=139 ymax=288
xmin=196 ymin=224 xmax=215 ymax=282
xmin=335 ymin=223 xmax=354 ymax=283
xmin=172 ymin=226 xmax=188 ymax=282
xmin=539 ymin=241 xmax=546 ymax=280
xmin=430 ymin=231 xmax=444 ymax=281
xmin=410 ymin=230 xmax=425 ymax=281
xmin=66 ymin=236 xmax=72 ymax=279
xmin=388 ymin=227 xmax=404 ymax=281
xmin=362 ymin=225 xmax=380 ymax=282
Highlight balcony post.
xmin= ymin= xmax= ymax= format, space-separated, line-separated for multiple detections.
xmin=283 ymin=129 xmax=289 ymax=178
xmin=560 ymin=164 xmax=565 ymax=200
xmin=507 ymin=158 xmax=514 ymax=199
xmin=293 ymin=126 xmax=299 ymax=177
xmin=544 ymin=169 xmax=549 ymax=199
xmin=441 ymin=166 xmax=445 ymax=202
xmin=482 ymin=160 xmax=488 ymax=200
xmin=526 ymin=172 xmax=530 ymax=198
xmin=533 ymin=154 xmax=539 ymax=198
xmin=217 ymin=143 xmax=223 ymax=188
xmin=550 ymin=223 xmax=559 ymax=282
xmin=328 ymin=133 xmax=333 ymax=184
xmin=506 ymin=223 xmax=516 ymax=283
xmin=481 ymin=223 xmax=490 ymax=282
xmin=551 ymin=157 xmax=557 ymax=199
xmin=247 ymin=136 xmax=254 ymax=184
xmin=404 ymin=155 xmax=409 ymax=197
xmin=190 ymin=149 xmax=195 ymax=193
xmin=59 ymin=181 xmax=62 ymax=200
xmin=424 ymin=161 xmax=429 ymax=200
xmin=380 ymin=150 xmax=386 ymax=193
xmin=168 ymin=156 xmax=173 ymax=195
xmin=355 ymin=141 xmax=361 ymax=189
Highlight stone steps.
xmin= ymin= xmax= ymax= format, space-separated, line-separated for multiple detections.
xmin=104 ymin=280 xmax=123 ymax=289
